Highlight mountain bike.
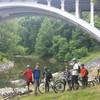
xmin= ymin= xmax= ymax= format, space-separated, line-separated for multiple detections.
xmin=39 ymin=79 xmax=65 ymax=94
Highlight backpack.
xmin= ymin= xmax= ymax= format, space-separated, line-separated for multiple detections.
xmin=78 ymin=66 xmax=80 ymax=73
xmin=46 ymin=72 xmax=53 ymax=81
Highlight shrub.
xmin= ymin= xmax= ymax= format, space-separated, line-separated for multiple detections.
xmin=72 ymin=47 xmax=88 ymax=59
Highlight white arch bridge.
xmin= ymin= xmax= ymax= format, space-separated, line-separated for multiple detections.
xmin=0 ymin=0 xmax=100 ymax=42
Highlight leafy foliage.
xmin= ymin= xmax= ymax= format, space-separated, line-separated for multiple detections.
xmin=35 ymin=17 xmax=53 ymax=57
xmin=0 ymin=20 xmax=26 ymax=55
xmin=0 ymin=14 xmax=100 ymax=62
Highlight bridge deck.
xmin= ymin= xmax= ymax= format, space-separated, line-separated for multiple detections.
xmin=0 ymin=0 xmax=100 ymax=12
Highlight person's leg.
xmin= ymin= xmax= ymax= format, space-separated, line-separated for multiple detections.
xmin=67 ymin=80 xmax=72 ymax=90
xmin=26 ymin=81 xmax=30 ymax=92
xmin=31 ymin=80 xmax=34 ymax=85
xmin=75 ymin=75 xmax=79 ymax=89
xmin=45 ymin=80 xmax=49 ymax=92
xmin=45 ymin=80 xmax=48 ymax=92
xmin=37 ymin=80 xmax=40 ymax=93
xmin=81 ymin=77 xmax=83 ymax=86
xmin=86 ymin=76 xmax=88 ymax=86
xmin=47 ymin=81 xmax=49 ymax=92
xmin=34 ymin=80 xmax=38 ymax=95
xmin=72 ymin=75 xmax=75 ymax=90
xmin=82 ymin=77 xmax=85 ymax=88
xmin=84 ymin=76 xmax=88 ymax=87
xmin=76 ymin=76 xmax=79 ymax=85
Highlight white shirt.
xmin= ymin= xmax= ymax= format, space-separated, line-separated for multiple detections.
xmin=72 ymin=63 xmax=79 ymax=76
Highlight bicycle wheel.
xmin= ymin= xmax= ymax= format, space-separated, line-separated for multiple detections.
xmin=54 ymin=81 xmax=65 ymax=93
xmin=88 ymin=81 xmax=95 ymax=87
xmin=38 ymin=82 xmax=45 ymax=94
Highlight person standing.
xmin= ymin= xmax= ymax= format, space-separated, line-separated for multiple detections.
xmin=33 ymin=63 xmax=41 ymax=95
xmin=22 ymin=65 xmax=33 ymax=92
xmin=80 ymin=64 xmax=88 ymax=88
xmin=71 ymin=58 xmax=80 ymax=90
xmin=43 ymin=67 xmax=53 ymax=92
xmin=63 ymin=67 xmax=72 ymax=90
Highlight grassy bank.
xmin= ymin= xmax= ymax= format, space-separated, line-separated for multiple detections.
xmin=80 ymin=50 xmax=100 ymax=63
xmin=14 ymin=85 xmax=100 ymax=100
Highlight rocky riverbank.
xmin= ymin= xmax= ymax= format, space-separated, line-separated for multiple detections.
xmin=0 ymin=79 xmax=30 ymax=98
xmin=0 ymin=61 xmax=14 ymax=72
xmin=0 ymin=87 xmax=29 ymax=98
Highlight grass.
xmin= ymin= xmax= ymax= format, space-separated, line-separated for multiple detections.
xmin=15 ymin=85 xmax=100 ymax=100
xmin=80 ymin=50 xmax=100 ymax=63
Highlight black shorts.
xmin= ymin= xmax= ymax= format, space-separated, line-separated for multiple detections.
xmin=26 ymin=79 xmax=33 ymax=86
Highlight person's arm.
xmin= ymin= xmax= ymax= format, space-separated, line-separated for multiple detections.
xmin=39 ymin=70 xmax=41 ymax=80
xmin=42 ymin=71 xmax=45 ymax=79
xmin=32 ymin=70 xmax=35 ymax=79
xmin=22 ymin=70 xmax=26 ymax=76
xmin=32 ymin=73 xmax=34 ymax=82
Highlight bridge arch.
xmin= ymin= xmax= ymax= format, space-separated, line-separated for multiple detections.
xmin=0 ymin=3 xmax=100 ymax=42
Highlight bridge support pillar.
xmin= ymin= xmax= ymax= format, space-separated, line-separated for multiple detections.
xmin=75 ymin=0 xmax=80 ymax=18
xmin=47 ymin=0 xmax=52 ymax=7
xmin=61 ymin=0 xmax=65 ymax=11
xmin=90 ymin=0 xmax=94 ymax=26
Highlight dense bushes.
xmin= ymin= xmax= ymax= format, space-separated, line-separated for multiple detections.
xmin=0 ymin=16 xmax=100 ymax=62
xmin=0 ymin=52 xmax=8 ymax=63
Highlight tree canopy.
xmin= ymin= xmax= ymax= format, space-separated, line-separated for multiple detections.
xmin=0 ymin=14 xmax=100 ymax=62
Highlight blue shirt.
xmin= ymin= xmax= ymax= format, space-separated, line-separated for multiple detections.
xmin=33 ymin=69 xmax=40 ymax=80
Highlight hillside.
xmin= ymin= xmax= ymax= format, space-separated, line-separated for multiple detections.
xmin=80 ymin=50 xmax=100 ymax=64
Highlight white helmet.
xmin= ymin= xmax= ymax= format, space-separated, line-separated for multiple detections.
xmin=27 ymin=65 xmax=30 ymax=68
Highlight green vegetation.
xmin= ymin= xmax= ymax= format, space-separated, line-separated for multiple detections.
xmin=0 ymin=13 xmax=100 ymax=88
xmin=0 ymin=49 xmax=100 ymax=88
xmin=80 ymin=50 xmax=100 ymax=63
xmin=0 ymin=15 xmax=100 ymax=63
xmin=12 ymin=86 xmax=100 ymax=100
xmin=0 ymin=3 xmax=100 ymax=100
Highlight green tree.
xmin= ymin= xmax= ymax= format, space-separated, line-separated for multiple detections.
xmin=19 ymin=17 xmax=43 ymax=54
xmin=51 ymin=35 xmax=68 ymax=61
xmin=95 ymin=15 xmax=100 ymax=29
xmin=35 ymin=17 xmax=53 ymax=57
xmin=0 ymin=20 xmax=26 ymax=55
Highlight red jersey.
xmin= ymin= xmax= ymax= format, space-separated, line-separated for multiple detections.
xmin=23 ymin=68 xmax=33 ymax=80
xmin=80 ymin=67 xmax=87 ymax=77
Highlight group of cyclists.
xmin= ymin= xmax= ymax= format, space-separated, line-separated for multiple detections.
xmin=22 ymin=63 xmax=53 ymax=95
xmin=21 ymin=58 xmax=100 ymax=95
xmin=63 ymin=58 xmax=88 ymax=90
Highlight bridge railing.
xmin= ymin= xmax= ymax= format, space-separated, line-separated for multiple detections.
xmin=0 ymin=0 xmax=39 ymax=2
xmin=0 ymin=0 xmax=99 ymax=27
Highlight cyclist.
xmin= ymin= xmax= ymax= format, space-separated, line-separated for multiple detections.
xmin=63 ymin=67 xmax=72 ymax=90
xmin=22 ymin=65 xmax=33 ymax=92
xmin=80 ymin=64 xmax=88 ymax=88
xmin=71 ymin=58 xmax=80 ymax=90
xmin=43 ymin=67 xmax=53 ymax=92
xmin=33 ymin=63 xmax=41 ymax=95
